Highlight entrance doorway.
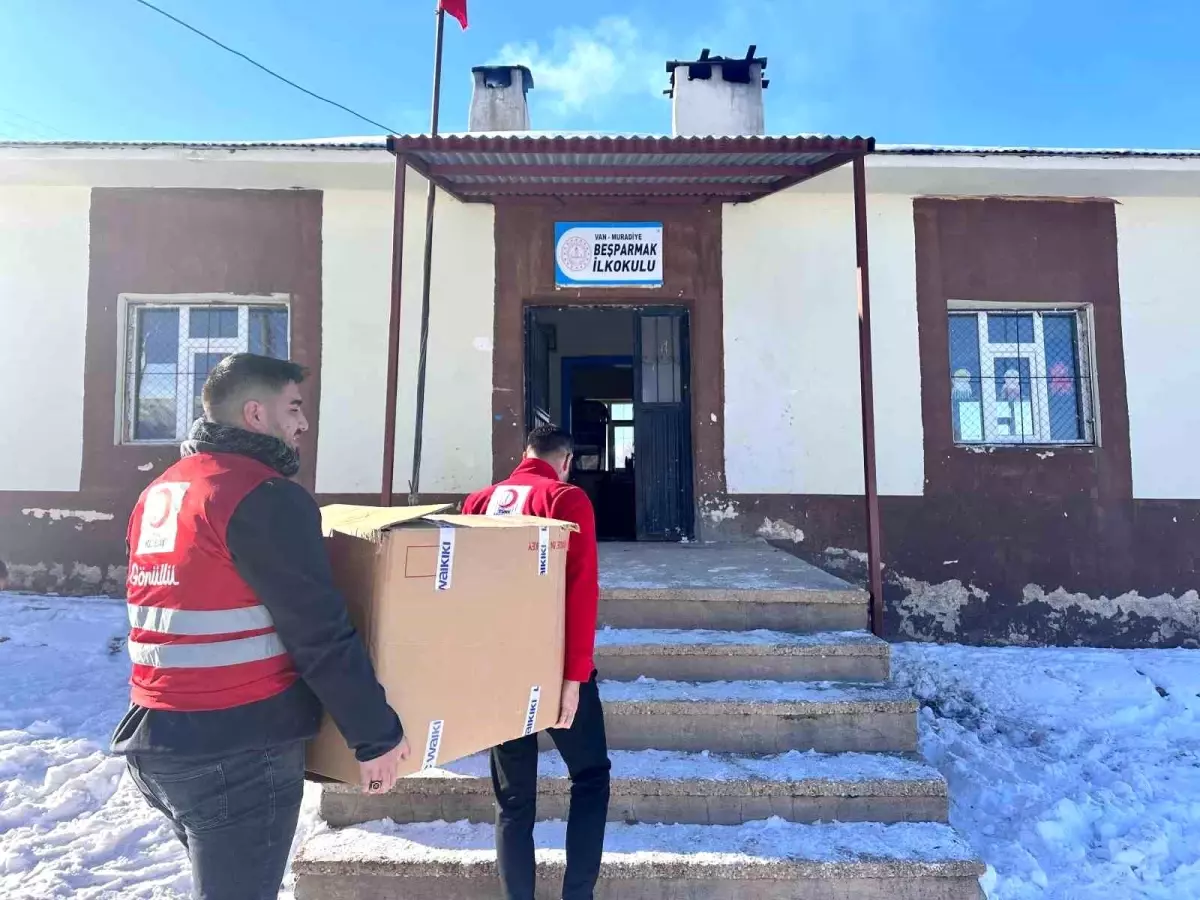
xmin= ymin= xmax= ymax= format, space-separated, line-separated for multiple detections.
xmin=525 ymin=306 xmax=694 ymax=542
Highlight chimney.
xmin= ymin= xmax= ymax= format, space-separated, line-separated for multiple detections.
xmin=665 ymin=46 xmax=769 ymax=137
xmin=469 ymin=65 xmax=534 ymax=132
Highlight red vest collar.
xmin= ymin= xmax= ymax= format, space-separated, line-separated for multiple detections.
xmin=511 ymin=457 xmax=560 ymax=481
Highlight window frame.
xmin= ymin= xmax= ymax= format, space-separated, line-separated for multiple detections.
xmin=946 ymin=300 xmax=1100 ymax=448
xmin=115 ymin=293 xmax=292 ymax=446
xmin=603 ymin=400 xmax=635 ymax=471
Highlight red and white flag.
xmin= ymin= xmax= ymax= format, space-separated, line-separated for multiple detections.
xmin=439 ymin=0 xmax=467 ymax=29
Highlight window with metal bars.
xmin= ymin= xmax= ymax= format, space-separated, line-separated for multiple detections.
xmin=122 ymin=299 xmax=291 ymax=443
xmin=947 ymin=307 xmax=1096 ymax=446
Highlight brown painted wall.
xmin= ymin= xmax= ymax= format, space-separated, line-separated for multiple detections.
xmin=0 ymin=188 xmax=323 ymax=594
xmin=82 ymin=188 xmax=324 ymax=491
xmin=713 ymin=198 xmax=1197 ymax=647
xmin=491 ymin=201 xmax=725 ymax=500
xmin=4 ymin=189 xmax=1196 ymax=650
xmin=915 ymin=197 xmax=1132 ymax=503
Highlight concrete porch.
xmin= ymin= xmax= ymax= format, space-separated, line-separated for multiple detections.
xmin=598 ymin=540 xmax=859 ymax=595
xmin=597 ymin=540 xmax=869 ymax=633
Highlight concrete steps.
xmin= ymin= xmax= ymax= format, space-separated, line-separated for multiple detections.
xmin=294 ymin=818 xmax=986 ymax=900
xmin=590 ymin=679 xmax=917 ymax=755
xmin=296 ymin=543 xmax=983 ymax=899
xmin=319 ymin=749 xmax=949 ymax=828
xmin=599 ymin=587 xmax=869 ymax=633
xmin=595 ymin=628 xmax=890 ymax=682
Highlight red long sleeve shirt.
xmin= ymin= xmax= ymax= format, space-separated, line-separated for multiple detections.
xmin=461 ymin=458 xmax=600 ymax=682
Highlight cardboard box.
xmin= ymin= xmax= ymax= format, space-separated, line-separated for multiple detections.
xmin=306 ymin=504 xmax=574 ymax=785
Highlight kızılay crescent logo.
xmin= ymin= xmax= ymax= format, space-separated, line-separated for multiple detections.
xmin=145 ymin=486 xmax=175 ymax=528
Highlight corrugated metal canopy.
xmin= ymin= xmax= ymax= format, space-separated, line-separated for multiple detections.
xmin=387 ymin=133 xmax=875 ymax=202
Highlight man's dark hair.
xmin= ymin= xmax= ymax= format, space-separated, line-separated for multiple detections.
xmin=202 ymin=353 xmax=308 ymax=423
xmin=526 ymin=424 xmax=573 ymax=458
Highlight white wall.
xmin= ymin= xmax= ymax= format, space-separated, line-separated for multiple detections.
xmin=392 ymin=176 xmax=495 ymax=495
xmin=1115 ymin=197 xmax=1200 ymax=500
xmin=537 ymin=308 xmax=636 ymax=422
xmin=315 ymin=189 xmax=393 ymax=494
xmin=316 ymin=172 xmax=496 ymax=496
xmin=722 ymin=189 xmax=924 ymax=496
xmin=0 ymin=187 xmax=90 ymax=491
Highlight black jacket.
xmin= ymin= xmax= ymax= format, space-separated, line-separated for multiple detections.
xmin=112 ymin=432 xmax=402 ymax=763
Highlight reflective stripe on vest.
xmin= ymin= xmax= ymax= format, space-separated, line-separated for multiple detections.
xmin=127 ymin=603 xmax=275 ymax=636
xmin=128 ymin=633 xmax=288 ymax=669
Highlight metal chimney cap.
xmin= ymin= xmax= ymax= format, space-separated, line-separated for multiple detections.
xmin=471 ymin=65 xmax=535 ymax=92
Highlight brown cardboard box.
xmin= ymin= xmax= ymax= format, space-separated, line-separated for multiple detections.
xmin=306 ymin=504 xmax=574 ymax=785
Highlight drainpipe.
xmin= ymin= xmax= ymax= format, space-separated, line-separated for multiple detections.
xmin=380 ymin=152 xmax=408 ymax=506
xmin=852 ymin=153 xmax=885 ymax=637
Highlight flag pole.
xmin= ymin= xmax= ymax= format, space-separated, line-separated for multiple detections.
xmin=408 ymin=2 xmax=446 ymax=503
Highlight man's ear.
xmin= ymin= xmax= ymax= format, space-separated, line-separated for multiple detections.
xmin=241 ymin=398 xmax=265 ymax=431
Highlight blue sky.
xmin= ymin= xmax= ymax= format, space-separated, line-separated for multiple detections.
xmin=1 ymin=0 xmax=1198 ymax=148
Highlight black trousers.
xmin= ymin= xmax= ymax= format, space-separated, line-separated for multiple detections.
xmin=491 ymin=673 xmax=611 ymax=900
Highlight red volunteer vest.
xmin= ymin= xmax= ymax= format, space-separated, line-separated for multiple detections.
xmin=126 ymin=452 xmax=299 ymax=711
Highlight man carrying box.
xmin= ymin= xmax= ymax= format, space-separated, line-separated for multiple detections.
xmin=111 ymin=353 xmax=410 ymax=900
xmin=463 ymin=425 xmax=612 ymax=900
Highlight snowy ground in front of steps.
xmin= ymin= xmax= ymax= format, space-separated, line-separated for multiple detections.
xmin=892 ymin=642 xmax=1200 ymax=899
xmin=0 ymin=592 xmax=1197 ymax=898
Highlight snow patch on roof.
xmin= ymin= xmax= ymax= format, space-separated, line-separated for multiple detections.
xmin=3 ymin=135 xmax=1199 ymax=158
xmin=878 ymin=143 xmax=1200 ymax=158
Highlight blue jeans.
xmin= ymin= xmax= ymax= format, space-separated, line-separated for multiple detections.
xmin=127 ymin=742 xmax=306 ymax=900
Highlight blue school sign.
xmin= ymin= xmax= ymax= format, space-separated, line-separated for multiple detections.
xmin=554 ymin=222 xmax=664 ymax=288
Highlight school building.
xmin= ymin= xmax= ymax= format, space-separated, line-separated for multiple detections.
xmin=1 ymin=49 xmax=1196 ymax=645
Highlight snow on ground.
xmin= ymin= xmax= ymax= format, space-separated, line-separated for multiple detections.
xmin=892 ymin=642 xmax=1200 ymax=899
xmin=304 ymin=816 xmax=978 ymax=867
xmin=0 ymin=593 xmax=1198 ymax=898
xmin=0 ymin=594 xmax=321 ymax=900
xmin=410 ymin=747 xmax=941 ymax=784
xmin=598 ymin=677 xmax=912 ymax=704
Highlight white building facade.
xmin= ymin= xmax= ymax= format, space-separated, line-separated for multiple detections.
xmin=1 ymin=134 xmax=1197 ymax=645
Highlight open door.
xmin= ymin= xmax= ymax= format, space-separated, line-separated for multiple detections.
xmin=524 ymin=309 xmax=553 ymax=433
xmin=633 ymin=309 xmax=694 ymax=541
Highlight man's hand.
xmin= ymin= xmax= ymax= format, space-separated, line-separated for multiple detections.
xmin=359 ymin=736 xmax=411 ymax=794
xmin=554 ymin=680 xmax=582 ymax=730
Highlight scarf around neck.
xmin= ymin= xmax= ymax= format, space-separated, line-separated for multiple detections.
xmin=180 ymin=419 xmax=301 ymax=478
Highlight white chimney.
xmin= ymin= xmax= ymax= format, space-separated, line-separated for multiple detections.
xmin=469 ymin=65 xmax=534 ymax=132
xmin=666 ymin=47 xmax=768 ymax=137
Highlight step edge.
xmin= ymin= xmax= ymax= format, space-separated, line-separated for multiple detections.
xmin=326 ymin=774 xmax=949 ymax=798
xmin=595 ymin=643 xmax=888 ymax=658
xmin=603 ymin=698 xmax=919 ymax=715
xmin=602 ymin=589 xmax=869 ymax=604
xmin=294 ymin=854 xmax=987 ymax=880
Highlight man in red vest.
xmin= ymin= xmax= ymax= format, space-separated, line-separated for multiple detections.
xmin=112 ymin=353 xmax=409 ymax=900
xmin=462 ymin=425 xmax=611 ymax=900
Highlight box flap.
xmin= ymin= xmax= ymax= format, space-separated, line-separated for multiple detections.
xmin=321 ymin=503 xmax=453 ymax=539
xmin=429 ymin=513 xmax=580 ymax=533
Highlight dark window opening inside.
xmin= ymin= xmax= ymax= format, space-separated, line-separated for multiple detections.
xmin=526 ymin=305 xmax=694 ymax=542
